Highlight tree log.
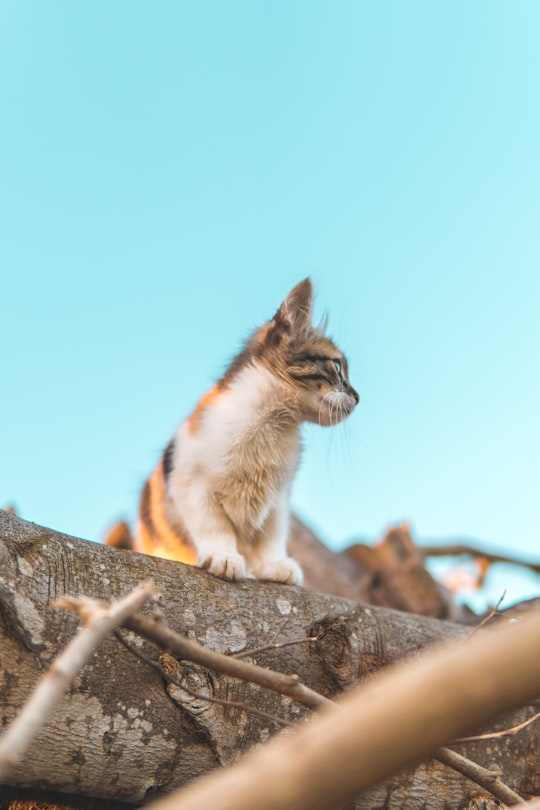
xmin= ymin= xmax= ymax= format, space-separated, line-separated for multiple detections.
xmin=1 ymin=510 xmax=538 ymax=808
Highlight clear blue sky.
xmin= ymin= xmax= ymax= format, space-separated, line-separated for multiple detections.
xmin=1 ymin=2 xmax=539 ymax=607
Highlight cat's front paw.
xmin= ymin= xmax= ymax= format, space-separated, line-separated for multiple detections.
xmin=198 ymin=550 xmax=246 ymax=581
xmin=252 ymin=557 xmax=304 ymax=586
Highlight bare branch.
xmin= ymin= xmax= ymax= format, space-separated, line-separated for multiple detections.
xmin=2 ymin=514 xmax=537 ymax=807
xmin=160 ymin=653 xmax=294 ymax=727
xmin=123 ymin=611 xmax=333 ymax=711
xmin=420 ymin=542 xmax=540 ymax=574
xmin=435 ymin=747 xmax=525 ymax=805
xmin=144 ymin=610 xmax=540 ymax=810
xmin=121 ymin=607 xmax=527 ymax=806
xmin=0 ymin=581 xmax=155 ymax=781
xmin=114 ymin=630 xmax=293 ymax=728
xmin=469 ymin=591 xmax=507 ymax=634
xmin=231 ymin=634 xmax=318 ymax=659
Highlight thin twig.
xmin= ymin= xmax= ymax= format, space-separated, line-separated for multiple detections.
xmin=0 ymin=581 xmax=155 ymax=781
xmin=114 ymin=630 xmax=293 ymax=728
xmin=232 ymin=635 xmax=318 ymax=659
xmin=454 ymin=710 xmax=540 ymax=743
xmin=435 ymin=747 xmax=525 ymax=805
xmin=268 ymin=617 xmax=291 ymax=645
xmin=162 ymin=653 xmax=294 ymax=727
xmin=470 ymin=592 xmax=507 ymax=635
xmin=122 ymin=612 xmax=333 ymax=711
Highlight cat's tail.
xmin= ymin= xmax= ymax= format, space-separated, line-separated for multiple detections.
xmin=104 ymin=520 xmax=135 ymax=550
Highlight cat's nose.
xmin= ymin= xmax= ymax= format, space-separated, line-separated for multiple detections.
xmin=351 ymin=386 xmax=360 ymax=405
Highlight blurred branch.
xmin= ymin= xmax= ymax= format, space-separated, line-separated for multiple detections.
xmin=420 ymin=542 xmax=540 ymax=574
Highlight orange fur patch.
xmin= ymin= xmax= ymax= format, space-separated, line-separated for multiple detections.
xmin=104 ymin=521 xmax=133 ymax=549
xmin=187 ymin=384 xmax=222 ymax=435
xmin=139 ymin=461 xmax=197 ymax=564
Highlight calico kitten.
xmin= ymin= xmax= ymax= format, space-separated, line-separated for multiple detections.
xmin=117 ymin=279 xmax=358 ymax=585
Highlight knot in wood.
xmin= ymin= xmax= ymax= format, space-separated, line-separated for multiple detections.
xmin=164 ymin=661 xmax=213 ymax=715
xmin=309 ymin=616 xmax=358 ymax=692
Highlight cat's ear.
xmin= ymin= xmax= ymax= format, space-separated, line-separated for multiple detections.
xmin=275 ymin=278 xmax=313 ymax=335
xmin=258 ymin=279 xmax=314 ymax=349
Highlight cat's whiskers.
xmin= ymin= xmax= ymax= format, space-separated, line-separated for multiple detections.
xmin=335 ymin=393 xmax=343 ymax=426
xmin=328 ymin=394 xmax=337 ymax=427
xmin=318 ymin=392 xmax=333 ymax=426
xmin=332 ymin=391 xmax=353 ymax=426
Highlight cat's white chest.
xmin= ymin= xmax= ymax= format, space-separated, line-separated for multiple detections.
xmin=217 ymin=420 xmax=300 ymax=532
xmin=176 ymin=364 xmax=301 ymax=534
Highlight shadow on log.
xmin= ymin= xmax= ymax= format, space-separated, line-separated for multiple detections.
xmin=1 ymin=510 xmax=539 ymax=809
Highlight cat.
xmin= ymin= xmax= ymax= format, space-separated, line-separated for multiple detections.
xmin=106 ymin=279 xmax=359 ymax=585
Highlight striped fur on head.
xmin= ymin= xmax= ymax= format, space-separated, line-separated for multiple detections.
xmin=221 ymin=278 xmax=358 ymax=427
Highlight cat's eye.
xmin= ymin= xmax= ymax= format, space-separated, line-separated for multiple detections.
xmin=333 ymin=359 xmax=342 ymax=375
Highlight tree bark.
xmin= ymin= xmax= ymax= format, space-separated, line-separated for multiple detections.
xmin=0 ymin=510 xmax=538 ymax=808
